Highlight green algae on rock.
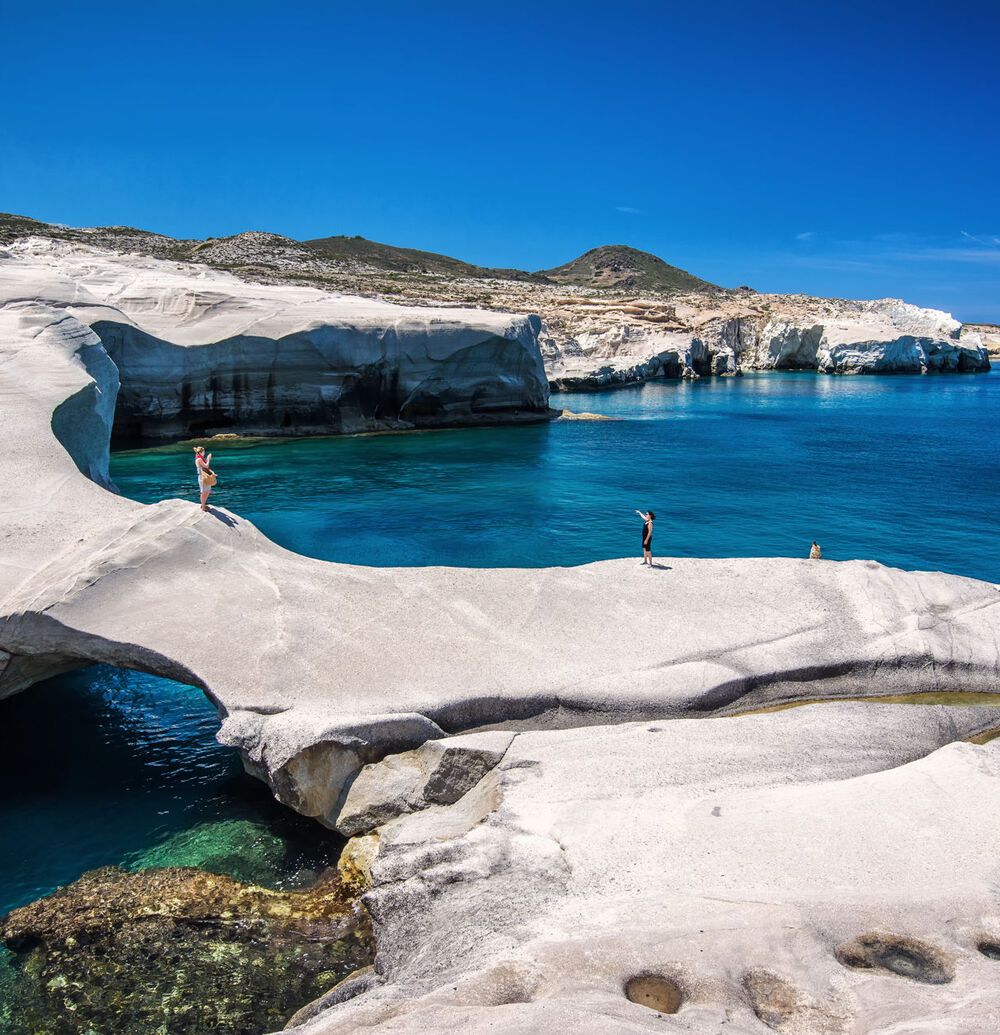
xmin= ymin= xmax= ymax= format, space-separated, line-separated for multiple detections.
xmin=0 ymin=864 xmax=373 ymax=1035
xmin=125 ymin=818 xmax=290 ymax=887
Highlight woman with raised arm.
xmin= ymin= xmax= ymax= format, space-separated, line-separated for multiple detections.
xmin=635 ymin=509 xmax=655 ymax=566
xmin=194 ymin=445 xmax=216 ymax=512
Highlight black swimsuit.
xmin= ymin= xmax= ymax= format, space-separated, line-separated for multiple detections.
xmin=643 ymin=521 xmax=653 ymax=550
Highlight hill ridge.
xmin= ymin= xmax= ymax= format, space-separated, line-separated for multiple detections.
xmin=539 ymin=243 xmax=718 ymax=294
xmin=0 ymin=213 xmax=718 ymax=295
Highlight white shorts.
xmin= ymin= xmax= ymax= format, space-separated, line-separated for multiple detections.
xmin=198 ymin=476 xmax=212 ymax=496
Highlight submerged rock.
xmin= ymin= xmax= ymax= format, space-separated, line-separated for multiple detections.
xmin=558 ymin=409 xmax=619 ymax=420
xmin=126 ymin=818 xmax=291 ymax=887
xmin=0 ymin=864 xmax=373 ymax=1035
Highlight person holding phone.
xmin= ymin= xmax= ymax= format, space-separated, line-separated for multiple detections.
xmin=635 ymin=509 xmax=655 ymax=566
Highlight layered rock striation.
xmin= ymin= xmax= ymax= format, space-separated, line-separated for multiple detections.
xmin=2 ymin=239 xmax=551 ymax=441
xmin=2 ymin=237 xmax=1000 ymax=1033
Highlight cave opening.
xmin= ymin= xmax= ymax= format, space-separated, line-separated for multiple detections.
xmin=0 ymin=663 xmax=342 ymax=918
xmin=0 ymin=664 xmax=368 ymax=1035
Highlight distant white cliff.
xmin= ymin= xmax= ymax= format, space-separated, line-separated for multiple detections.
xmin=1 ymin=218 xmax=990 ymax=396
xmin=542 ymin=295 xmax=990 ymax=389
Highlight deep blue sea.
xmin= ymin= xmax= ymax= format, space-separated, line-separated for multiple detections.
xmin=113 ymin=371 xmax=1000 ymax=579
xmin=2 ymin=370 xmax=997 ymax=921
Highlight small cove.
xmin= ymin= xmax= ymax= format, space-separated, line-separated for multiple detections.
xmin=1 ymin=369 xmax=998 ymax=1029
xmin=6 ymin=370 xmax=999 ymax=911
xmin=0 ymin=666 xmax=342 ymax=919
xmin=112 ymin=370 xmax=1000 ymax=579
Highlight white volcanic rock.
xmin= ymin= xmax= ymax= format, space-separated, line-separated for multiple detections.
xmin=336 ymin=731 xmax=515 ymax=836
xmin=294 ymin=705 xmax=1000 ymax=1034
xmin=962 ymin=321 xmax=999 ymax=357
xmin=545 ymin=295 xmax=990 ymax=387
xmin=2 ymin=262 xmax=1000 ymax=1033
xmin=1 ymin=239 xmax=551 ymax=438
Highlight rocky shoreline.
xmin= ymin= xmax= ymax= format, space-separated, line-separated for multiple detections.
xmin=0 ymin=863 xmax=373 ymax=1034
xmin=0 ymin=218 xmax=991 ymax=414
xmin=2 ymin=234 xmax=1000 ymax=1033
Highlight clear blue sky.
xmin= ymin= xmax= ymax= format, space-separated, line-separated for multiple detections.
xmin=4 ymin=1 xmax=999 ymax=320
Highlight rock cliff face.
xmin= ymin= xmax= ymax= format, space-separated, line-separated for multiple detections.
xmin=3 ymin=224 xmax=1000 ymax=1034
xmin=963 ymin=321 xmax=1000 ymax=358
xmin=0 ymin=216 xmax=990 ymax=393
xmin=2 ymin=240 xmax=550 ymax=440
xmin=542 ymin=296 xmax=990 ymax=388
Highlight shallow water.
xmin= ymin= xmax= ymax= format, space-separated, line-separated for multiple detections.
xmin=113 ymin=370 xmax=1000 ymax=581
xmin=0 ymin=666 xmax=341 ymax=919
xmin=2 ymin=371 xmax=998 ymax=927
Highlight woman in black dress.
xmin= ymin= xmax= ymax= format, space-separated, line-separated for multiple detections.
xmin=635 ymin=509 xmax=655 ymax=566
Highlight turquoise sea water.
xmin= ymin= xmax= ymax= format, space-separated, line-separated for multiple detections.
xmin=114 ymin=370 xmax=1000 ymax=580
xmin=2 ymin=370 xmax=998 ymax=924
xmin=0 ymin=666 xmax=341 ymax=918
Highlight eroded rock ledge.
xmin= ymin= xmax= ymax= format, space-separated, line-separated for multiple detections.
xmin=1 ymin=258 xmax=1000 ymax=1033
xmin=2 ymin=240 xmax=551 ymax=440
xmin=543 ymin=299 xmax=991 ymax=388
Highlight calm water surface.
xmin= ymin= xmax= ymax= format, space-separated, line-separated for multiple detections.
xmin=0 ymin=666 xmax=340 ymax=918
xmin=114 ymin=370 xmax=1000 ymax=581
xmin=3 ymin=371 xmax=997 ymax=922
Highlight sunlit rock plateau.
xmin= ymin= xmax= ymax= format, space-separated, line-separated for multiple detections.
xmin=1 ymin=220 xmax=999 ymax=1034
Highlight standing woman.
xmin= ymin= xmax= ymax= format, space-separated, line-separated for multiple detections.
xmin=635 ymin=509 xmax=655 ymax=566
xmin=194 ymin=446 xmax=216 ymax=512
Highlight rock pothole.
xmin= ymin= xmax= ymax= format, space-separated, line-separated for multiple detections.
xmin=742 ymin=969 xmax=843 ymax=1033
xmin=624 ymin=973 xmax=684 ymax=1014
xmin=835 ymin=933 xmax=953 ymax=984
xmin=976 ymin=939 xmax=1000 ymax=960
xmin=743 ymin=970 xmax=802 ymax=1028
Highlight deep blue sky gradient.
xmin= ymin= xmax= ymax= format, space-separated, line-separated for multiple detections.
xmin=4 ymin=1 xmax=999 ymax=319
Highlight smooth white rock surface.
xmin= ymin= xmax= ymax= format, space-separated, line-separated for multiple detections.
xmin=1 ymin=263 xmax=999 ymax=1034
xmin=1 ymin=239 xmax=550 ymax=438
xmin=296 ymin=705 xmax=1000 ymax=1034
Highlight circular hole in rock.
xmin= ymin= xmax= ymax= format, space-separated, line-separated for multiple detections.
xmin=835 ymin=934 xmax=953 ymax=984
xmin=624 ymin=974 xmax=684 ymax=1014
xmin=977 ymin=940 xmax=1000 ymax=960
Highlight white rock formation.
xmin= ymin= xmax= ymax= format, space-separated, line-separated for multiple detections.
xmin=962 ymin=321 xmax=1000 ymax=358
xmin=544 ymin=295 xmax=991 ymax=388
xmin=1 ymin=260 xmax=1000 ymax=1033
xmin=297 ymin=703 xmax=1000 ymax=1034
xmin=1 ymin=219 xmax=989 ymax=392
xmin=2 ymin=239 xmax=550 ymax=439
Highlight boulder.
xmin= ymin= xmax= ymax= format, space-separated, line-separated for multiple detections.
xmin=336 ymin=731 xmax=514 ymax=835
